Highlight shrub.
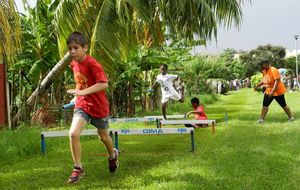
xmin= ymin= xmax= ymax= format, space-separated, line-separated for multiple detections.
xmin=251 ymin=73 xmax=263 ymax=91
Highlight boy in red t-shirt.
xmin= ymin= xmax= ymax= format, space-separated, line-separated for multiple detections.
xmin=185 ymin=97 xmax=208 ymax=128
xmin=66 ymin=32 xmax=118 ymax=183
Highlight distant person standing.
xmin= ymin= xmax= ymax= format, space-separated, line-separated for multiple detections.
xmin=256 ymin=59 xmax=294 ymax=124
xmin=217 ymin=80 xmax=222 ymax=94
xmin=233 ymin=79 xmax=239 ymax=91
xmin=293 ymin=77 xmax=297 ymax=90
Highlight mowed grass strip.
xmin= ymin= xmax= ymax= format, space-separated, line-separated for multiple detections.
xmin=1 ymin=89 xmax=300 ymax=190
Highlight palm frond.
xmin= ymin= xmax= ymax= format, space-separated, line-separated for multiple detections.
xmin=55 ymin=0 xmax=92 ymax=57
xmin=0 ymin=0 xmax=21 ymax=60
xmin=54 ymin=0 xmax=250 ymax=75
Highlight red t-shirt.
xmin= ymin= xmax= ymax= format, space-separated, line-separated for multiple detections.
xmin=194 ymin=106 xmax=207 ymax=120
xmin=70 ymin=55 xmax=109 ymax=118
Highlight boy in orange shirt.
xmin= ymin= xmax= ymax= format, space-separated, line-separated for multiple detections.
xmin=256 ymin=59 xmax=294 ymax=124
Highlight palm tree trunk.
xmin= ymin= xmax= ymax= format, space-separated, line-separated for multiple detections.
xmin=27 ymin=52 xmax=71 ymax=107
xmin=142 ymin=69 xmax=148 ymax=112
xmin=12 ymin=52 xmax=71 ymax=127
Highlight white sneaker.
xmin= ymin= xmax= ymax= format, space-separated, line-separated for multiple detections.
xmin=288 ymin=117 xmax=294 ymax=122
xmin=257 ymin=119 xmax=264 ymax=124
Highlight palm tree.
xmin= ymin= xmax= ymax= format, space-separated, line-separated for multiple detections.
xmin=0 ymin=0 xmax=21 ymax=128
xmin=27 ymin=0 xmax=250 ymax=109
xmin=0 ymin=0 xmax=21 ymax=59
xmin=55 ymin=0 xmax=249 ymax=72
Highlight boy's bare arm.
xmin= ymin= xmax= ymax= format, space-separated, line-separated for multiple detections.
xmin=67 ymin=82 xmax=108 ymax=96
xmin=269 ymin=79 xmax=279 ymax=96
xmin=256 ymin=81 xmax=264 ymax=87
xmin=147 ymin=82 xmax=159 ymax=92
xmin=151 ymin=82 xmax=159 ymax=89
xmin=186 ymin=110 xmax=202 ymax=117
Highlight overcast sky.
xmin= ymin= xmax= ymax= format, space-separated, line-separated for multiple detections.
xmin=199 ymin=0 xmax=300 ymax=53
xmin=15 ymin=0 xmax=300 ymax=54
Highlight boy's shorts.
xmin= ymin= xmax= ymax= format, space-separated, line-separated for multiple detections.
xmin=73 ymin=108 xmax=109 ymax=129
xmin=262 ymin=94 xmax=287 ymax=108
xmin=161 ymin=93 xmax=182 ymax=104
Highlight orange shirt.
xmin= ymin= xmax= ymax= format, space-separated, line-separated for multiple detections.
xmin=262 ymin=66 xmax=286 ymax=96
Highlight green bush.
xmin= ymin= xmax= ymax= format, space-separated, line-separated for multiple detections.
xmin=251 ymin=72 xmax=263 ymax=91
xmin=184 ymin=76 xmax=214 ymax=95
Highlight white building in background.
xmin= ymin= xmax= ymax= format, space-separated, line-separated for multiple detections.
xmin=285 ymin=49 xmax=300 ymax=58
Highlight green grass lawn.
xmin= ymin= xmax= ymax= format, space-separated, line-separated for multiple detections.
xmin=1 ymin=88 xmax=300 ymax=190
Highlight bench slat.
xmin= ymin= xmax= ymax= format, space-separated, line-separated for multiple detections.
xmin=160 ymin=119 xmax=215 ymax=125
xmin=144 ymin=115 xmax=185 ymax=119
xmin=109 ymin=117 xmax=157 ymax=122
xmin=41 ymin=128 xmax=193 ymax=138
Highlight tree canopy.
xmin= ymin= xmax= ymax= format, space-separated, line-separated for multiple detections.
xmin=54 ymin=0 xmax=250 ymax=76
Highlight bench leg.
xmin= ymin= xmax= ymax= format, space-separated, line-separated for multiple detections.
xmin=225 ymin=112 xmax=228 ymax=125
xmin=41 ymin=134 xmax=45 ymax=154
xmin=156 ymin=119 xmax=160 ymax=128
xmin=190 ymin=130 xmax=195 ymax=152
xmin=109 ymin=130 xmax=114 ymax=143
xmin=114 ymin=132 xmax=119 ymax=152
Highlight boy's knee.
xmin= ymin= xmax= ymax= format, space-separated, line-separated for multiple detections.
xmin=262 ymin=106 xmax=268 ymax=111
xmin=69 ymin=131 xmax=80 ymax=139
xmin=98 ymin=130 xmax=110 ymax=141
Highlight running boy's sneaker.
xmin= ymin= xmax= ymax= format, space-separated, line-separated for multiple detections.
xmin=257 ymin=119 xmax=264 ymax=124
xmin=68 ymin=166 xmax=84 ymax=183
xmin=288 ymin=117 xmax=295 ymax=122
xmin=108 ymin=148 xmax=119 ymax=173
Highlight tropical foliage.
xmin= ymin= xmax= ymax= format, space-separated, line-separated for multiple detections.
xmin=239 ymin=44 xmax=286 ymax=77
xmin=250 ymin=72 xmax=263 ymax=91
xmin=54 ymin=0 xmax=249 ymax=76
xmin=285 ymin=55 xmax=300 ymax=75
xmin=3 ymin=0 xmax=251 ymax=127
xmin=0 ymin=0 xmax=21 ymax=60
xmin=7 ymin=1 xmax=65 ymax=126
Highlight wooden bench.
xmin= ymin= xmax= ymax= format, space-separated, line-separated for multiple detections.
xmin=41 ymin=127 xmax=195 ymax=154
xmin=144 ymin=115 xmax=185 ymax=128
xmin=159 ymin=119 xmax=216 ymax=134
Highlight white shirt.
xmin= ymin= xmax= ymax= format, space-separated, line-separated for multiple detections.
xmin=156 ymin=74 xmax=178 ymax=98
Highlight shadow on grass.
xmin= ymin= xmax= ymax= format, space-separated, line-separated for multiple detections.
xmin=47 ymin=122 xmax=300 ymax=189
xmin=0 ymin=132 xmax=202 ymax=189
xmin=2 ymin=89 xmax=300 ymax=189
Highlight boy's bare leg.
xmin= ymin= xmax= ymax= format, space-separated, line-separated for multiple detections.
xmin=162 ymin=102 xmax=168 ymax=120
xmin=97 ymin=128 xmax=115 ymax=158
xmin=179 ymin=87 xmax=185 ymax=102
xmin=98 ymin=128 xmax=119 ymax=173
xmin=69 ymin=117 xmax=87 ymax=168
xmin=259 ymin=106 xmax=269 ymax=120
xmin=283 ymin=105 xmax=293 ymax=118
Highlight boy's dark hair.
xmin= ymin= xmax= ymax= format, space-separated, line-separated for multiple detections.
xmin=161 ymin=64 xmax=168 ymax=70
xmin=258 ymin=58 xmax=270 ymax=65
xmin=67 ymin=31 xmax=88 ymax=47
xmin=191 ymin=97 xmax=200 ymax=105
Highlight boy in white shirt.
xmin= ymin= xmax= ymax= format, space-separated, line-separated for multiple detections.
xmin=151 ymin=64 xmax=184 ymax=119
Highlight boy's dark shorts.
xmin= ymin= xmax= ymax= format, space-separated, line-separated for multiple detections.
xmin=73 ymin=108 xmax=109 ymax=129
xmin=263 ymin=94 xmax=287 ymax=108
